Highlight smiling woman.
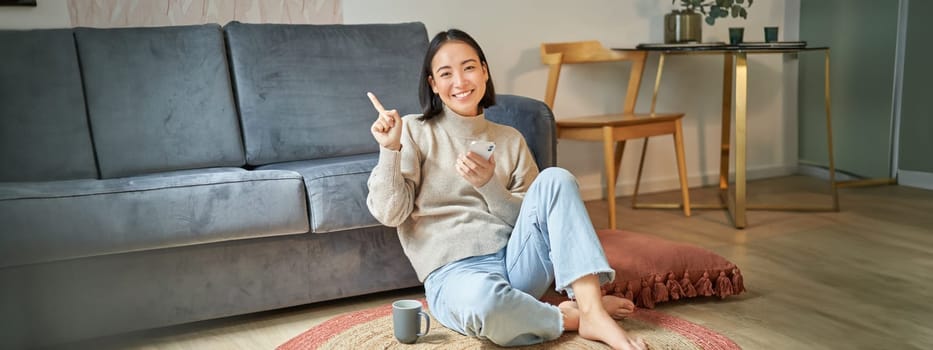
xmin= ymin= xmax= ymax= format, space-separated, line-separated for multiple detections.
xmin=366 ymin=28 xmax=648 ymax=349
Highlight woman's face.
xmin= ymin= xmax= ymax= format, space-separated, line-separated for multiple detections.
xmin=428 ymin=41 xmax=488 ymax=117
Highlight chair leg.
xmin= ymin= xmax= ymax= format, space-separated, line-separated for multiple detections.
xmin=673 ymin=120 xmax=691 ymax=217
xmin=614 ymin=140 xmax=627 ymax=207
xmin=613 ymin=141 xmax=625 ymax=186
xmin=603 ymin=127 xmax=617 ymax=229
xmin=631 ymin=137 xmax=649 ymax=208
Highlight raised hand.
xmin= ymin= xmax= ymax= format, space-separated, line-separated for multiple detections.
xmin=367 ymin=92 xmax=402 ymax=151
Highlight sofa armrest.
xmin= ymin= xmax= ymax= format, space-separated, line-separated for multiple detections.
xmin=485 ymin=94 xmax=557 ymax=170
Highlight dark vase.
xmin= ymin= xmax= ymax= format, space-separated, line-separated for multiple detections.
xmin=664 ymin=10 xmax=702 ymax=43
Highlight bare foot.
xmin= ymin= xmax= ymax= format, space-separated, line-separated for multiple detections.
xmin=558 ymin=300 xmax=580 ymax=331
xmin=602 ymin=295 xmax=636 ymax=319
xmin=578 ymin=309 xmax=647 ymax=350
xmin=561 ymin=295 xmax=635 ymax=320
xmin=566 ymin=275 xmax=645 ymax=349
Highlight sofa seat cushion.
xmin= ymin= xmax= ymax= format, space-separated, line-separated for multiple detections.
xmin=258 ymin=153 xmax=379 ymax=233
xmin=0 ymin=168 xmax=309 ymax=268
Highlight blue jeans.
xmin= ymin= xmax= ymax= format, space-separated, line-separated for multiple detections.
xmin=423 ymin=167 xmax=614 ymax=347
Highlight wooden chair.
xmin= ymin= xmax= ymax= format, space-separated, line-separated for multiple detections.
xmin=541 ymin=41 xmax=690 ymax=229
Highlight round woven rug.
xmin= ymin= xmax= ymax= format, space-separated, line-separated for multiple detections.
xmin=278 ymin=299 xmax=740 ymax=350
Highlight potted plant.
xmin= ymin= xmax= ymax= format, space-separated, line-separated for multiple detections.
xmin=665 ymin=0 xmax=754 ymax=43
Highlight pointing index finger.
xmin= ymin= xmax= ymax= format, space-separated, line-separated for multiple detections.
xmin=366 ymin=92 xmax=386 ymax=113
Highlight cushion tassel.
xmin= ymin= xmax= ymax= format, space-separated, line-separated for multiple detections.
xmin=666 ymin=272 xmax=683 ymax=300
xmin=637 ymin=279 xmax=655 ymax=309
xmin=695 ymin=270 xmax=715 ymax=297
xmin=681 ymin=271 xmax=698 ymax=298
xmin=716 ymin=270 xmax=734 ymax=299
xmin=623 ymin=281 xmax=635 ymax=302
xmin=653 ymin=274 xmax=670 ymax=303
xmin=731 ymin=268 xmax=745 ymax=294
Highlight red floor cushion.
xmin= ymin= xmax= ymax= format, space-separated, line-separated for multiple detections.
xmin=596 ymin=229 xmax=746 ymax=309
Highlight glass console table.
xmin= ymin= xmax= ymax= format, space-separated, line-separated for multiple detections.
xmin=615 ymin=43 xmax=838 ymax=229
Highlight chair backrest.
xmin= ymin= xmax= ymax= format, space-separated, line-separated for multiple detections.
xmin=540 ymin=40 xmax=647 ymax=115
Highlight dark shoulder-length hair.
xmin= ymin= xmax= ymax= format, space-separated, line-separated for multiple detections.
xmin=418 ymin=29 xmax=496 ymax=121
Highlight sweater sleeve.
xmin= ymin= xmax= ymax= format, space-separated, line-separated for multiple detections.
xmin=475 ymin=137 xmax=539 ymax=225
xmin=366 ymin=121 xmax=421 ymax=227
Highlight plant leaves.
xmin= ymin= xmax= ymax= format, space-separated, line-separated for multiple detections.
xmin=686 ymin=0 xmax=751 ymax=25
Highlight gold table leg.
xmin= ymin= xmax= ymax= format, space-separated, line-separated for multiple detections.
xmin=836 ymin=178 xmax=896 ymax=188
xmin=631 ymin=49 xmax=840 ymax=229
xmin=720 ymin=54 xmax=733 ymax=193
xmin=817 ymin=49 xmax=890 ymax=194
xmin=734 ymin=52 xmax=748 ymax=229
xmin=824 ymin=50 xmax=841 ymax=211
xmin=650 ymin=53 xmax=666 ymax=115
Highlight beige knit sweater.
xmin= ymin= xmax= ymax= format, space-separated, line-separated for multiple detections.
xmin=366 ymin=106 xmax=539 ymax=281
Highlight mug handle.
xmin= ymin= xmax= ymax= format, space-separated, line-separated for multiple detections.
xmin=417 ymin=311 xmax=430 ymax=337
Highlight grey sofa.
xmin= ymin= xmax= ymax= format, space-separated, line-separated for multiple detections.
xmin=0 ymin=22 xmax=555 ymax=348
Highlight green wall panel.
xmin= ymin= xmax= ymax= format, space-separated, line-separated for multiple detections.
xmin=799 ymin=0 xmax=898 ymax=178
xmin=898 ymin=1 xmax=933 ymax=173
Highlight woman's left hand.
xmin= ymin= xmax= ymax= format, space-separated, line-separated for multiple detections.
xmin=456 ymin=152 xmax=495 ymax=188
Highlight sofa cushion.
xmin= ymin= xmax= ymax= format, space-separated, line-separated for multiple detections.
xmin=74 ymin=24 xmax=245 ymax=178
xmin=258 ymin=153 xmax=379 ymax=233
xmin=539 ymin=229 xmax=746 ymax=309
xmin=0 ymin=29 xmax=98 ymax=182
xmin=596 ymin=229 xmax=745 ymax=308
xmin=0 ymin=168 xmax=308 ymax=268
xmin=224 ymin=22 xmax=428 ymax=165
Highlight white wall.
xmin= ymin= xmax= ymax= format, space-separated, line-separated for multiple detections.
xmin=0 ymin=0 xmax=69 ymax=28
xmin=345 ymin=0 xmax=800 ymax=200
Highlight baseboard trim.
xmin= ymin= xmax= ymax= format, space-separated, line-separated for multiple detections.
xmin=578 ymin=165 xmax=798 ymax=201
xmin=898 ymin=169 xmax=933 ymax=190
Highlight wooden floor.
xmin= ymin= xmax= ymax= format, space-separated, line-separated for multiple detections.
xmin=58 ymin=176 xmax=933 ymax=350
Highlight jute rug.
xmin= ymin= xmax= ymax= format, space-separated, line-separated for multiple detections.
xmin=278 ymin=299 xmax=741 ymax=350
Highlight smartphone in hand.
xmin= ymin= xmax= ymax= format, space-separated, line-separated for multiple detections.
xmin=468 ymin=140 xmax=496 ymax=160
